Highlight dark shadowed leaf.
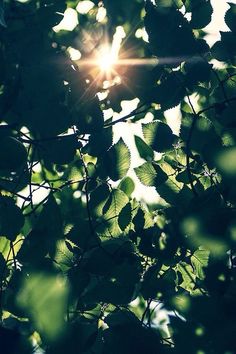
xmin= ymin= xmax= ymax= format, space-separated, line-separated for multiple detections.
xmin=118 ymin=202 xmax=132 ymax=231
xmin=0 ymin=196 xmax=24 ymax=241
xmin=225 ymin=3 xmax=236 ymax=33
xmin=189 ymin=0 xmax=213 ymax=29
xmin=134 ymin=135 xmax=154 ymax=160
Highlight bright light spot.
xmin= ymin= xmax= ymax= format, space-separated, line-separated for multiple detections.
xmin=114 ymin=26 xmax=126 ymax=41
xmin=97 ymin=45 xmax=117 ymax=72
xmin=165 ymin=105 xmax=181 ymax=135
xmin=17 ymin=185 xmax=50 ymax=208
xmin=96 ymin=6 xmax=107 ymax=22
xmin=73 ymin=191 xmax=81 ymax=199
xmin=68 ymin=47 xmax=82 ymax=61
xmin=96 ymin=26 xmax=125 ymax=72
xmin=76 ymin=0 xmax=94 ymax=14
xmin=53 ymin=8 xmax=78 ymax=32
xmin=204 ymin=0 xmax=236 ymax=46
xmin=135 ymin=28 xmax=149 ymax=42
xmin=97 ymin=91 xmax=108 ymax=101
xmin=135 ymin=28 xmax=143 ymax=38
xmin=103 ymin=108 xmax=113 ymax=120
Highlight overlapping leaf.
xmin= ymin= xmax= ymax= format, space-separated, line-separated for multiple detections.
xmin=134 ymin=161 xmax=168 ymax=187
xmin=142 ymin=121 xmax=176 ymax=152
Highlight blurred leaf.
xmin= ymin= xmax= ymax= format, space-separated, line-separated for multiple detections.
xmin=0 ymin=0 xmax=6 ymax=27
xmin=17 ymin=273 xmax=69 ymax=341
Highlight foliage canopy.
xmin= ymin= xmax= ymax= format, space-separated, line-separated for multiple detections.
xmin=0 ymin=0 xmax=236 ymax=353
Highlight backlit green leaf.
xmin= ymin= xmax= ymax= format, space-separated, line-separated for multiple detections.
xmin=134 ymin=162 xmax=168 ymax=187
xmin=105 ymin=139 xmax=131 ymax=181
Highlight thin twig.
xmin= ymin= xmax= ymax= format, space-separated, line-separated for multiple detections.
xmin=104 ymin=104 xmax=150 ymax=127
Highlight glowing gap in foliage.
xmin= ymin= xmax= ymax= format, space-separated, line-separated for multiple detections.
xmin=53 ymin=8 xmax=78 ymax=32
xmin=76 ymin=0 xmax=94 ymax=14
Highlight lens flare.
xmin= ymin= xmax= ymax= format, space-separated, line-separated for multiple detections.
xmin=97 ymin=45 xmax=117 ymax=73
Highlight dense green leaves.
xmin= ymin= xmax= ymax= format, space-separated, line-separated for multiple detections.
xmin=1 ymin=0 xmax=236 ymax=353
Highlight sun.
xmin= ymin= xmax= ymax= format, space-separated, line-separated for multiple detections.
xmin=97 ymin=45 xmax=117 ymax=73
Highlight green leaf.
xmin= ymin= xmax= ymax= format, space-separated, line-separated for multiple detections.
xmin=0 ymin=196 xmax=24 ymax=241
xmin=151 ymin=72 xmax=187 ymax=110
xmin=191 ymin=248 xmax=209 ymax=280
xmin=134 ymin=162 xmax=168 ymax=187
xmin=184 ymin=58 xmax=212 ymax=88
xmin=142 ymin=121 xmax=176 ymax=152
xmin=103 ymin=189 xmax=129 ymax=222
xmin=145 ymin=1 xmax=198 ymax=61
xmin=39 ymin=135 xmax=78 ymax=165
xmin=118 ymin=177 xmax=135 ymax=197
xmin=54 ymin=239 xmax=74 ymax=270
xmin=177 ymin=261 xmax=197 ymax=294
xmin=190 ymin=0 xmax=213 ymax=29
xmin=74 ymin=98 xmax=104 ymax=134
xmin=105 ymin=309 xmax=138 ymax=327
xmin=17 ymin=195 xmax=62 ymax=263
xmin=105 ymin=139 xmax=131 ymax=181
xmin=133 ymin=206 xmax=154 ymax=231
xmin=0 ymin=136 xmax=27 ymax=171
xmin=225 ymin=3 xmax=236 ymax=33
xmin=118 ymin=203 xmax=132 ymax=231
xmin=155 ymin=178 xmax=181 ymax=205
xmin=86 ymin=127 xmax=113 ymax=157
xmin=89 ymin=183 xmax=110 ymax=218
xmin=211 ymin=31 xmax=236 ymax=63
xmin=134 ymin=135 xmax=154 ymax=160
xmin=82 ymin=255 xmax=141 ymax=305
